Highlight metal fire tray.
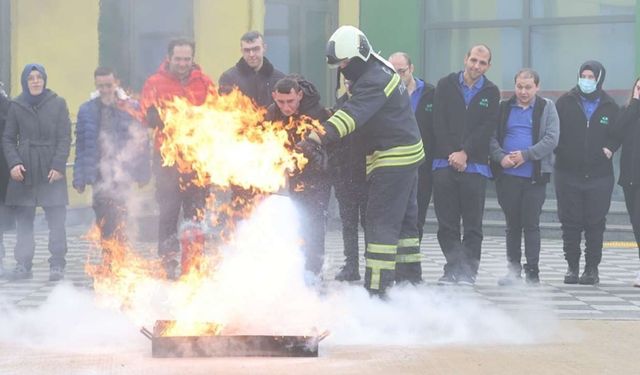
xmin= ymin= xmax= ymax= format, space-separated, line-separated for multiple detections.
xmin=141 ymin=320 xmax=329 ymax=358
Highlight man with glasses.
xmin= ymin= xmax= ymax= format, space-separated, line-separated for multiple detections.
xmin=73 ymin=67 xmax=150 ymax=257
xmin=219 ymin=30 xmax=285 ymax=107
xmin=389 ymin=52 xmax=435 ymax=243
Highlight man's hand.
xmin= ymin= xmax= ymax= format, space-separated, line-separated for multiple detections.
xmin=509 ymin=150 xmax=525 ymax=168
xmin=48 ymin=169 xmax=63 ymax=183
xmin=500 ymin=155 xmax=515 ymax=169
xmin=603 ymin=147 xmax=613 ymax=159
xmin=296 ymin=136 xmax=327 ymax=171
xmin=448 ymin=150 xmax=467 ymax=172
xmin=10 ymin=164 xmax=25 ymax=182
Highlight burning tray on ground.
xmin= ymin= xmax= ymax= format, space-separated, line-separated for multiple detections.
xmin=141 ymin=320 xmax=329 ymax=358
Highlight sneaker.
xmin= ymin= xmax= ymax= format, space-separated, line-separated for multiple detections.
xmin=49 ymin=267 xmax=65 ymax=282
xmin=564 ymin=265 xmax=579 ymax=284
xmin=437 ymin=271 xmax=456 ymax=285
xmin=497 ymin=272 xmax=522 ymax=286
xmin=578 ymin=267 xmax=599 ymax=285
xmin=8 ymin=264 xmax=33 ymax=281
xmin=524 ymin=264 xmax=540 ymax=285
xmin=456 ymin=274 xmax=476 ymax=286
xmin=335 ymin=262 xmax=360 ymax=282
xmin=634 ymin=272 xmax=640 ymax=288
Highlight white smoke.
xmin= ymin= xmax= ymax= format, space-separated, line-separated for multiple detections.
xmin=0 ymin=194 xmax=559 ymax=358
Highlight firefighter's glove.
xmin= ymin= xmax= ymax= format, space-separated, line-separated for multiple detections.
xmin=296 ymin=138 xmax=328 ymax=171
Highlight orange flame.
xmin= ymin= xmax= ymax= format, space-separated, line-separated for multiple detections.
xmin=87 ymin=86 xmax=325 ymax=337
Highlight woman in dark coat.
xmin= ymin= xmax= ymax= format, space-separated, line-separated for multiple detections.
xmin=0 ymin=87 xmax=12 ymax=277
xmin=1 ymin=64 xmax=71 ymax=281
xmin=616 ymin=77 xmax=640 ymax=287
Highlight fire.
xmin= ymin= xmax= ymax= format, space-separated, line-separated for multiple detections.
xmin=86 ymin=86 xmax=326 ymax=337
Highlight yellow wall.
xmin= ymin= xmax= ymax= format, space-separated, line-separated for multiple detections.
xmin=339 ymin=0 xmax=360 ymax=27
xmin=194 ymin=0 xmax=264 ymax=81
xmin=10 ymin=0 xmax=98 ymax=207
xmin=11 ymin=0 xmax=99 ymax=118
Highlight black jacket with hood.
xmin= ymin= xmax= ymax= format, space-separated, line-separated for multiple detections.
xmin=555 ymin=60 xmax=621 ymax=178
xmin=266 ymin=77 xmax=331 ymax=193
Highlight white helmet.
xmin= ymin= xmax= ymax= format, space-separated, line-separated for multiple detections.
xmin=326 ymin=25 xmax=372 ymax=68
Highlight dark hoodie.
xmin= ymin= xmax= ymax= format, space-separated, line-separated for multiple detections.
xmin=555 ymin=61 xmax=621 ymax=178
xmin=265 ymin=77 xmax=330 ymax=192
xmin=219 ymin=57 xmax=285 ymax=107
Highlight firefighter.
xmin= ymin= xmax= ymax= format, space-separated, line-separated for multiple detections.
xmin=299 ymin=25 xmax=424 ymax=295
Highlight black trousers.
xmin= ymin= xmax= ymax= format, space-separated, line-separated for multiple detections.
xmin=155 ymin=165 xmax=207 ymax=258
xmin=623 ymin=185 xmax=640 ymax=259
xmin=292 ymin=184 xmax=331 ymax=276
xmin=333 ymin=162 xmax=367 ymax=263
xmin=555 ymin=170 xmax=613 ymax=268
xmin=433 ymin=168 xmax=487 ymax=279
xmin=364 ymin=166 xmax=421 ymax=292
xmin=495 ymin=174 xmax=546 ymax=269
xmin=0 ymin=204 xmax=15 ymax=259
xmin=14 ymin=205 xmax=67 ymax=270
xmin=93 ymin=189 xmax=127 ymax=243
xmin=416 ymin=162 xmax=434 ymax=242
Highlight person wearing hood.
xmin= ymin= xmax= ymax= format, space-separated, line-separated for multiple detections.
xmin=219 ymin=31 xmax=285 ymax=107
xmin=1 ymin=64 xmax=72 ymax=281
xmin=265 ymin=75 xmax=331 ymax=279
xmin=555 ymin=60 xmax=622 ymax=285
xmin=300 ymin=26 xmax=424 ymax=295
xmin=140 ymin=38 xmax=213 ymax=280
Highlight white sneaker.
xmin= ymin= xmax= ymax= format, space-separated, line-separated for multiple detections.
xmin=634 ymin=272 xmax=640 ymax=288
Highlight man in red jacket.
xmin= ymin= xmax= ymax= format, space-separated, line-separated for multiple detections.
xmin=140 ymin=38 xmax=213 ymax=279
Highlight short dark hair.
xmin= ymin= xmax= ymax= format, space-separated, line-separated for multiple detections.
xmin=467 ymin=44 xmax=492 ymax=63
xmin=514 ymin=68 xmax=540 ymax=85
xmin=274 ymin=76 xmax=301 ymax=94
xmin=241 ymin=31 xmax=263 ymax=44
xmin=167 ymin=38 xmax=195 ymax=57
xmin=94 ymin=66 xmax=115 ymax=78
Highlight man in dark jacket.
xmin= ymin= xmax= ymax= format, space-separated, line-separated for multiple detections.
xmin=432 ymin=44 xmax=500 ymax=286
xmin=304 ymin=26 xmax=424 ymax=295
xmin=74 ymin=67 xmax=150 ymax=255
xmin=219 ymin=31 xmax=285 ymax=107
xmin=389 ymin=52 xmax=436 ymax=243
xmin=140 ymin=38 xmax=213 ymax=279
xmin=0 ymin=84 xmax=12 ymax=277
xmin=331 ymin=81 xmax=367 ymax=282
xmin=555 ymin=60 xmax=621 ymax=285
xmin=265 ymin=75 xmax=331 ymax=278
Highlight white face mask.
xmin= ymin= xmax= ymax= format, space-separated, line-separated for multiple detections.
xmin=578 ymin=78 xmax=597 ymax=94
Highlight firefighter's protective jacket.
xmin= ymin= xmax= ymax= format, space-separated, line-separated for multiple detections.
xmin=322 ymin=58 xmax=424 ymax=176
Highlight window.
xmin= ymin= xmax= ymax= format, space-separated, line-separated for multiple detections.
xmin=0 ymin=0 xmax=10 ymax=95
xmin=265 ymin=0 xmax=338 ymax=105
xmin=99 ymin=0 xmax=194 ymax=91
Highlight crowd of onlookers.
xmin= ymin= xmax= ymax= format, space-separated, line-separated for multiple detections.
xmin=0 ymin=26 xmax=639 ymax=295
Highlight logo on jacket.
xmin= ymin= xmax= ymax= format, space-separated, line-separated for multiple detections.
xmin=600 ymin=116 xmax=609 ymax=125
xmin=479 ymin=98 xmax=489 ymax=108
xmin=425 ymin=103 xmax=433 ymax=112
